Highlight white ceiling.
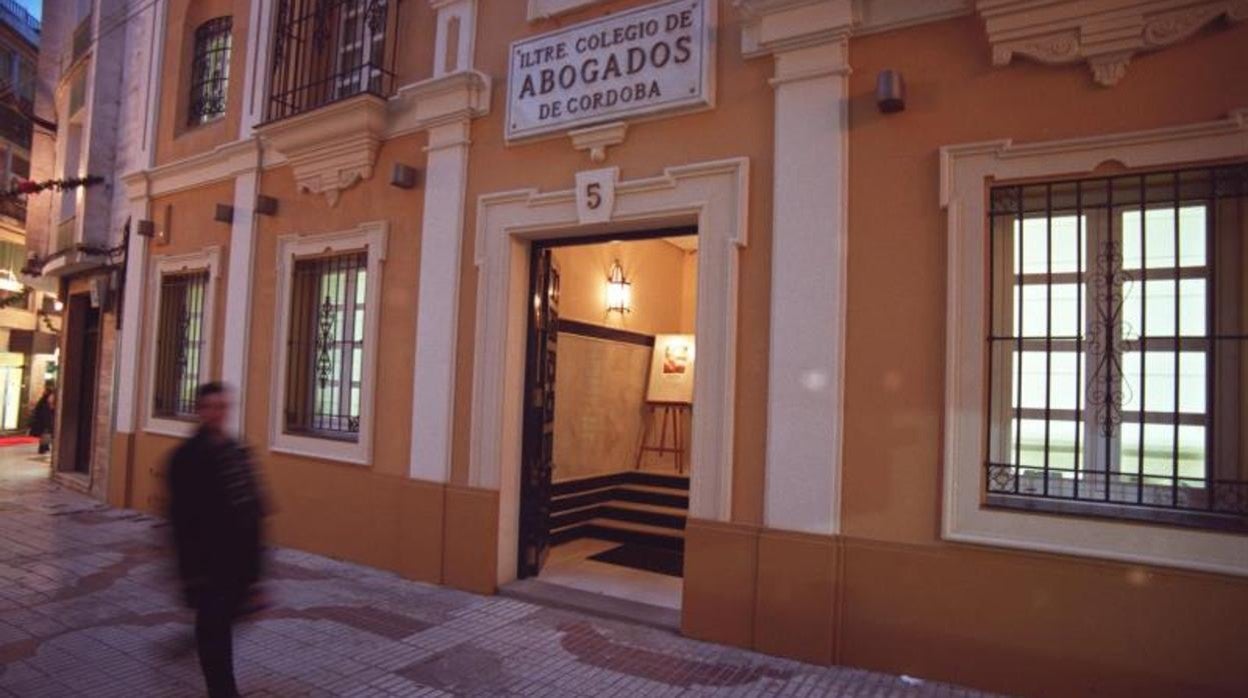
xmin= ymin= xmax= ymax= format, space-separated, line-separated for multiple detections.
xmin=664 ymin=236 xmax=698 ymax=252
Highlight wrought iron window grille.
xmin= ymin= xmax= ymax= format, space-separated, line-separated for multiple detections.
xmin=285 ymin=251 xmax=367 ymax=442
xmin=985 ymin=164 xmax=1248 ymax=532
xmin=188 ymin=16 xmax=233 ymax=126
xmin=153 ymin=271 xmax=209 ymax=420
xmin=267 ymin=0 xmax=396 ymax=123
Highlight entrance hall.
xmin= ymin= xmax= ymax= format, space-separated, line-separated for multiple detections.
xmin=517 ymin=232 xmax=698 ymax=615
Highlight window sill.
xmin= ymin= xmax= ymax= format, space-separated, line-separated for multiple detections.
xmin=143 ymin=417 xmax=196 ymax=439
xmin=985 ymin=493 xmax=1248 ymax=534
xmin=270 ymin=434 xmax=369 ymax=467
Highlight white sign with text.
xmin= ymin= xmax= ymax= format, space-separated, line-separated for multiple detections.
xmin=506 ymin=0 xmax=715 ymax=141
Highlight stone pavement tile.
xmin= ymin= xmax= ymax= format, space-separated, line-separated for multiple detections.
xmin=0 ymin=449 xmax=1000 ymax=698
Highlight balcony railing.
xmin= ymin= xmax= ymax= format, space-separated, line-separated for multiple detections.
xmin=267 ymin=0 xmax=396 ymax=122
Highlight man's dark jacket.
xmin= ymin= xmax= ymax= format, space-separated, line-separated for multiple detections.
xmin=167 ymin=430 xmax=265 ymax=601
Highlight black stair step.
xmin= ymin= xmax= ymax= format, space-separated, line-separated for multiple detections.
xmin=550 ymin=503 xmax=686 ymax=532
xmin=552 ymin=470 xmax=690 ymax=497
xmin=613 ymin=487 xmax=688 ymax=509
xmin=552 ymin=472 xmax=628 ymax=496
xmin=626 ymin=471 xmax=690 ymax=490
xmin=552 ymin=488 xmax=614 ymax=513
xmin=550 ymin=522 xmax=684 ymax=552
xmin=551 ymin=485 xmax=688 ymax=513
xmin=549 ymin=504 xmax=603 ymax=530
xmin=598 ymin=505 xmax=686 ymax=530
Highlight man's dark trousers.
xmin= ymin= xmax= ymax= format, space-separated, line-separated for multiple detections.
xmin=194 ymin=584 xmax=247 ymax=698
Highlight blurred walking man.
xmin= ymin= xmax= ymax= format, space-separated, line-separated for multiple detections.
xmin=167 ymin=383 xmax=267 ymax=698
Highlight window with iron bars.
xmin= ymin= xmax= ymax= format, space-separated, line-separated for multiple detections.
xmin=268 ymin=0 xmax=394 ymax=122
xmin=188 ymin=16 xmax=232 ymax=126
xmin=284 ymin=252 xmax=367 ymax=441
xmin=986 ymin=164 xmax=1248 ymax=531
xmin=153 ymin=271 xmax=209 ymax=419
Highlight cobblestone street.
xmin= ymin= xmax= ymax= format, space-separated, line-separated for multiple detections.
xmin=0 ymin=447 xmax=991 ymax=697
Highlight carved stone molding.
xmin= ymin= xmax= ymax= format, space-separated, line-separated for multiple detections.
xmin=736 ymin=0 xmax=855 ymax=58
xmin=569 ymin=122 xmax=628 ymax=163
xmin=256 ymin=71 xmax=491 ymax=206
xmin=256 ymin=95 xmax=387 ymax=206
xmin=526 ymin=0 xmax=607 ymax=20
xmin=978 ymin=0 xmax=1248 ymax=86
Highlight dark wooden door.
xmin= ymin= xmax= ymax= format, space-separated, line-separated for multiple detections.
xmin=59 ymin=295 xmax=99 ymax=475
xmin=518 ymin=247 xmax=559 ymax=579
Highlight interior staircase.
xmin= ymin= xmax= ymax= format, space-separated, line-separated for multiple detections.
xmin=549 ymin=471 xmax=688 ymax=552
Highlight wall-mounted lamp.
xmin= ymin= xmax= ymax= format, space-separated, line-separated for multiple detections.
xmin=390 ymin=163 xmax=420 ymax=189
xmin=214 ymin=204 xmax=234 ymax=224
xmin=135 ymin=219 xmax=156 ymax=237
xmin=606 ymin=259 xmax=631 ymax=314
xmin=256 ymin=195 xmax=279 ymax=216
xmin=876 ymin=69 xmax=906 ymax=113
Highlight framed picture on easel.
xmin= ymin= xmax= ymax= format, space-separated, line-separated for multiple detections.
xmin=646 ymin=334 xmax=695 ymax=405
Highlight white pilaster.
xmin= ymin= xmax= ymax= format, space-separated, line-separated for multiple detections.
xmin=431 ymin=0 xmax=478 ymax=77
xmin=114 ymin=0 xmax=168 ymax=435
xmin=240 ymin=0 xmax=276 ymax=133
xmin=221 ymin=161 xmax=261 ymax=436
xmin=115 ymin=180 xmax=151 ymax=434
xmin=408 ymin=121 xmax=471 ymax=482
xmin=739 ymin=0 xmax=853 ymax=535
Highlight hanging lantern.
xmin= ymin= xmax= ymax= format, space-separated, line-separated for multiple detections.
xmin=605 ymin=259 xmax=631 ymax=314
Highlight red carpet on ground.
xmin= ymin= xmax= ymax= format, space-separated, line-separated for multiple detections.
xmin=0 ymin=436 xmax=38 ymax=446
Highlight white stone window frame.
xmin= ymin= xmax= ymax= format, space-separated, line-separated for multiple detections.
xmin=144 ymin=247 xmax=223 ymax=438
xmin=269 ymin=222 xmax=387 ymax=466
xmin=526 ymin=0 xmax=606 ymax=21
xmin=941 ymin=109 xmax=1248 ymax=577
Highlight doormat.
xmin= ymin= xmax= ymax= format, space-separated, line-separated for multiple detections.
xmin=589 ymin=544 xmax=683 ymax=578
xmin=0 ymin=436 xmax=38 ymax=447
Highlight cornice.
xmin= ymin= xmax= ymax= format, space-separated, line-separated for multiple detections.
xmin=389 ymin=70 xmax=492 ymax=136
xmin=940 ymin=107 xmax=1248 ymax=206
xmin=525 ymin=0 xmax=607 ymax=21
xmin=736 ymin=0 xmax=855 ymax=58
xmin=977 ymin=0 xmax=1248 ymax=86
xmin=250 ymin=71 xmax=489 ymax=206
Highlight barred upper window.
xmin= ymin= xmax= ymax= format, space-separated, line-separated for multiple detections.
xmin=284 ymin=251 xmax=367 ymax=441
xmin=268 ymin=0 xmax=394 ymax=122
xmin=153 ymin=271 xmax=209 ymax=419
xmin=188 ymin=16 xmax=232 ymax=126
xmin=985 ymin=164 xmax=1248 ymax=531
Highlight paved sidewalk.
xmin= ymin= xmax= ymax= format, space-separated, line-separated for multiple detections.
xmin=0 ymin=447 xmax=992 ymax=697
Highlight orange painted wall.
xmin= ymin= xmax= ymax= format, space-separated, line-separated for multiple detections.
xmin=841 ymin=16 xmax=1248 ymax=544
xmin=646 ymin=13 xmax=1248 ymax=698
xmin=127 ymin=178 xmax=236 ymax=514
xmin=451 ymin=0 xmax=775 ymax=528
xmin=154 ymin=0 xmax=251 ymax=166
xmin=240 ymin=131 xmax=428 ymax=568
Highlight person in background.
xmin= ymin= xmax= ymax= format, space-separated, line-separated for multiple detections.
xmin=166 ymin=382 xmax=268 ymax=698
xmin=29 ymin=381 xmax=55 ymax=455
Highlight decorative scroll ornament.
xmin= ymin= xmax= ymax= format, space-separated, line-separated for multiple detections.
xmin=316 ymin=295 xmax=336 ymax=389
xmin=978 ymin=0 xmax=1248 ymax=87
xmin=1086 ymin=237 xmax=1133 ymax=438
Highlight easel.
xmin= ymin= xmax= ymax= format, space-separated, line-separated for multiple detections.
xmin=635 ymin=401 xmax=690 ymax=473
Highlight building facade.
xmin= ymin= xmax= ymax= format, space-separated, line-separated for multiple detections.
xmin=0 ymin=0 xmax=56 ymax=435
xmin=59 ymin=0 xmax=1248 ymax=695
xmin=24 ymin=0 xmax=158 ymax=495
